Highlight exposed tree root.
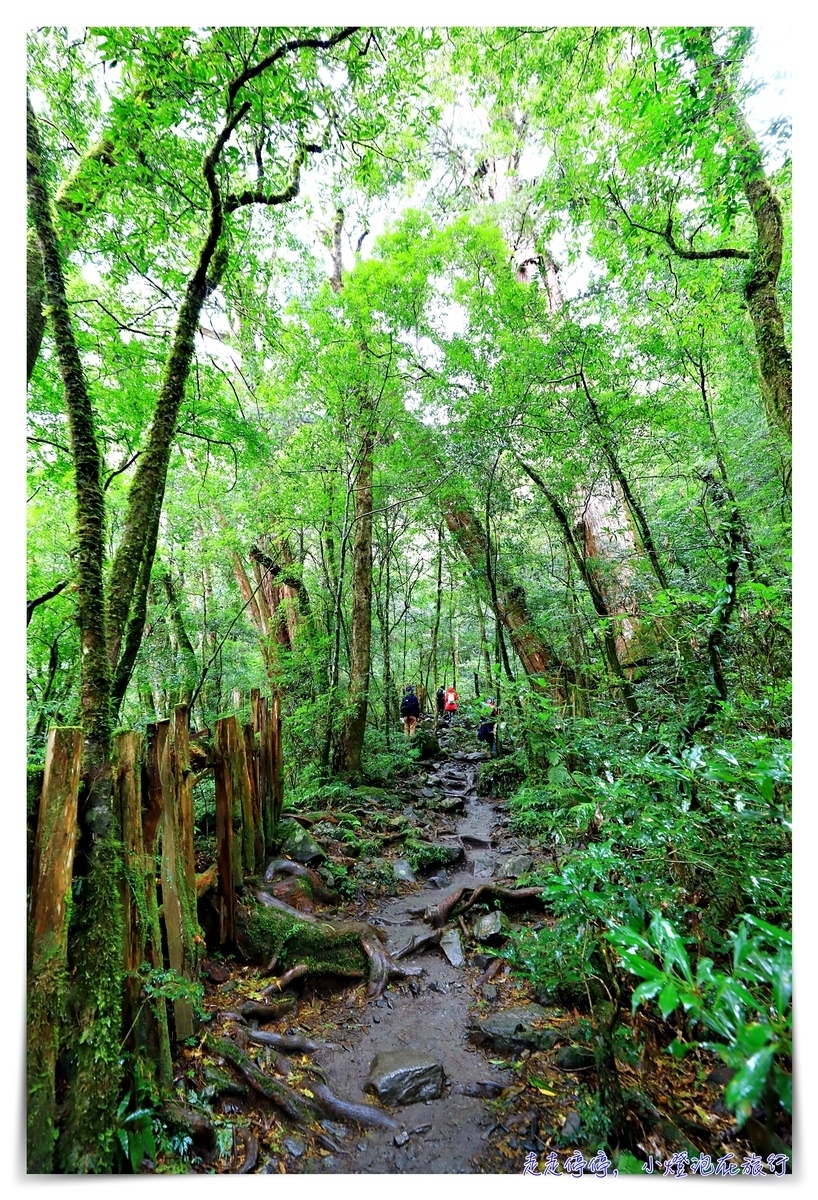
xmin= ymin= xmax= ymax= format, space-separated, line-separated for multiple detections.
xmin=393 ymin=928 xmax=442 ymax=960
xmin=163 ymin=1100 xmax=216 ymax=1156
xmin=262 ymin=963 xmax=311 ymax=995
xmin=239 ymin=998 xmax=296 ymax=1021
xmin=208 ymin=1035 xmax=317 ymax=1124
xmin=360 ymin=931 xmax=423 ymax=999
xmin=244 ymin=1030 xmax=322 ymax=1054
xmin=208 ymin=1035 xmax=398 ymax=1133
xmin=308 ymin=1082 xmax=399 ymax=1131
xmin=239 ymin=892 xmax=418 ymax=998
xmin=237 ymin=1131 xmax=259 ymax=1174
xmin=424 ymin=884 xmax=547 ymax=927
xmin=477 ymin=957 xmax=505 ymax=985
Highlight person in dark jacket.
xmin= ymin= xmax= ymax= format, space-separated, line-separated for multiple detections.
xmin=400 ymin=685 xmax=420 ymax=736
xmin=478 ymin=697 xmax=499 ymax=757
xmin=435 ymin=686 xmax=445 ymax=720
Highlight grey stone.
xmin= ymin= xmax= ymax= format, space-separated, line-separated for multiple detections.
xmin=481 ymin=984 xmax=498 ymax=1001
xmin=427 ymin=871 xmax=448 ymax=889
xmin=321 ymin=1120 xmax=348 ymax=1139
xmin=439 ymin=795 xmax=466 ymax=812
xmin=499 ymin=853 xmax=534 ymax=879
xmin=283 ymin=1137 xmax=305 ymax=1158
xmin=473 ymin=911 xmax=509 ymax=943
xmin=472 ymin=852 xmax=495 ymax=879
xmin=560 ymin=1111 xmax=582 ymax=1139
xmin=555 ymin=1045 xmax=595 ymax=1070
xmin=394 ymin=1130 xmax=409 ymax=1146
xmin=440 ymin=928 xmax=465 ymax=968
xmin=392 ymin=858 xmax=416 ymax=882
xmin=275 ymin=818 xmax=325 ymax=864
xmin=473 ymin=1004 xmax=559 ymax=1053
xmin=366 ymin=1051 xmax=445 ymax=1106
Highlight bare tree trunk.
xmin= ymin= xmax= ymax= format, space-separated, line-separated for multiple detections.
xmin=442 ymin=500 xmax=570 ymax=696
xmin=517 ymin=457 xmax=638 ymax=715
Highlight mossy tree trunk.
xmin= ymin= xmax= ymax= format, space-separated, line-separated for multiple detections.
xmin=684 ymin=28 xmax=791 ymax=440
xmin=28 ymin=94 xmax=125 ymax=1173
xmin=442 ymin=499 xmax=570 ymax=697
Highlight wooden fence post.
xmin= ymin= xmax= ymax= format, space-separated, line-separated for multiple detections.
xmin=144 ymin=724 xmax=173 ymax=1086
xmin=174 ymin=706 xmax=196 ymax=899
xmin=114 ymin=731 xmax=145 ymax=1060
xmin=158 ymin=718 xmax=197 ymax=1041
xmin=243 ymin=721 xmax=264 ymax=873
xmin=271 ymin=690 xmax=284 ymax=830
xmin=254 ymin=691 xmax=272 ymax=853
xmin=215 ymin=715 xmax=255 ymax=878
xmin=27 ymin=726 xmax=82 ymax=1172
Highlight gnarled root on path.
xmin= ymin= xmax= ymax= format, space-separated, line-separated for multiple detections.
xmin=238 ymin=891 xmax=422 ymax=1000
xmin=424 ymin=884 xmax=548 ymax=928
xmin=209 ymin=1035 xmax=397 ymax=1132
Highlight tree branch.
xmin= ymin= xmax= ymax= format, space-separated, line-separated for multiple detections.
xmin=27 ymin=579 xmax=70 ymax=625
xmin=226 ymin=27 xmax=360 ymax=112
xmin=224 ymin=144 xmax=321 ymax=213
xmin=607 ymin=184 xmax=750 ymax=260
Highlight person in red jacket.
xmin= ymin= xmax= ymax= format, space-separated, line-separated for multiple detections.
xmin=443 ymin=685 xmax=459 ymax=727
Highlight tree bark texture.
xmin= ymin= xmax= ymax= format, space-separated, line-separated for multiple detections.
xmin=517 ymin=457 xmax=639 ymax=714
xmin=335 ymin=423 xmax=374 ymax=775
xmin=27 ymin=728 xmax=82 ymax=1173
xmin=442 ymin=500 xmax=567 ymax=693
xmin=27 ymin=97 xmax=112 ymax=780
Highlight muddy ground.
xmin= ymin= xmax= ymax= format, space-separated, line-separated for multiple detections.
xmin=173 ymin=722 xmax=781 ymax=1176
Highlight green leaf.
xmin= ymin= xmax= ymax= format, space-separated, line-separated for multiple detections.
xmin=658 ymin=980 xmax=679 ymax=1018
xmin=725 ymin=1046 xmax=775 ymax=1125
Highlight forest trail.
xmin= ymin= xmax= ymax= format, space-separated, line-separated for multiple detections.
xmin=199 ymin=727 xmax=554 ymax=1175
xmin=305 ymin=745 xmax=513 ymax=1173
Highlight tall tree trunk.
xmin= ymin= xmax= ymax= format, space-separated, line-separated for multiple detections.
xmin=27 ymin=135 xmax=118 ymax=382
xmin=162 ymin=569 xmax=200 ymax=706
xmin=684 ymin=28 xmax=791 ymax=439
xmin=517 ymin=457 xmax=638 ymax=715
xmin=28 ymin=95 xmax=124 ymax=1173
xmin=335 ymin=416 xmax=374 ymax=775
xmin=442 ymin=499 xmax=570 ymax=696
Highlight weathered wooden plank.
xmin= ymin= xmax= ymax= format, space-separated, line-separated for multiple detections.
xmin=174 ymin=705 xmax=196 ymax=897
xmin=29 ymin=727 xmax=82 ymax=947
xmin=27 ymin=726 xmax=82 ymax=1173
xmin=144 ymin=724 xmax=173 ymax=1086
xmin=214 ymin=718 xmax=237 ymax=944
xmin=258 ymin=695 xmax=273 ymax=848
xmin=271 ymin=690 xmax=284 ymax=831
xmin=244 ymin=722 xmax=264 ymax=872
xmin=114 ymin=731 xmax=145 ymax=1056
xmin=215 ymin=715 xmax=254 ymax=879
xmin=195 ymin=862 xmax=218 ymax=898
xmin=159 ymin=720 xmax=194 ymax=1041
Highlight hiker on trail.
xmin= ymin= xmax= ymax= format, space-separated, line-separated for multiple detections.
xmin=400 ymin=684 xmax=420 ymax=737
xmin=477 ymin=696 xmax=499 ymax=758
xmin=443 ymin=684 xmax=459 ymax=727
xmin=435 ymin=686 xmax=445 ymax=719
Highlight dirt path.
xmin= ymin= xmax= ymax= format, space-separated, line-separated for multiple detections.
xmin=304 ymin=747 xmax=514 ymax=1173
xmin=247 ymin=727 xmax=550 ymax=1176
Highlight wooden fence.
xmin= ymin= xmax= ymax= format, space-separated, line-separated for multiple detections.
xmin=26 ymin=689 xmax=283 ymax=1169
